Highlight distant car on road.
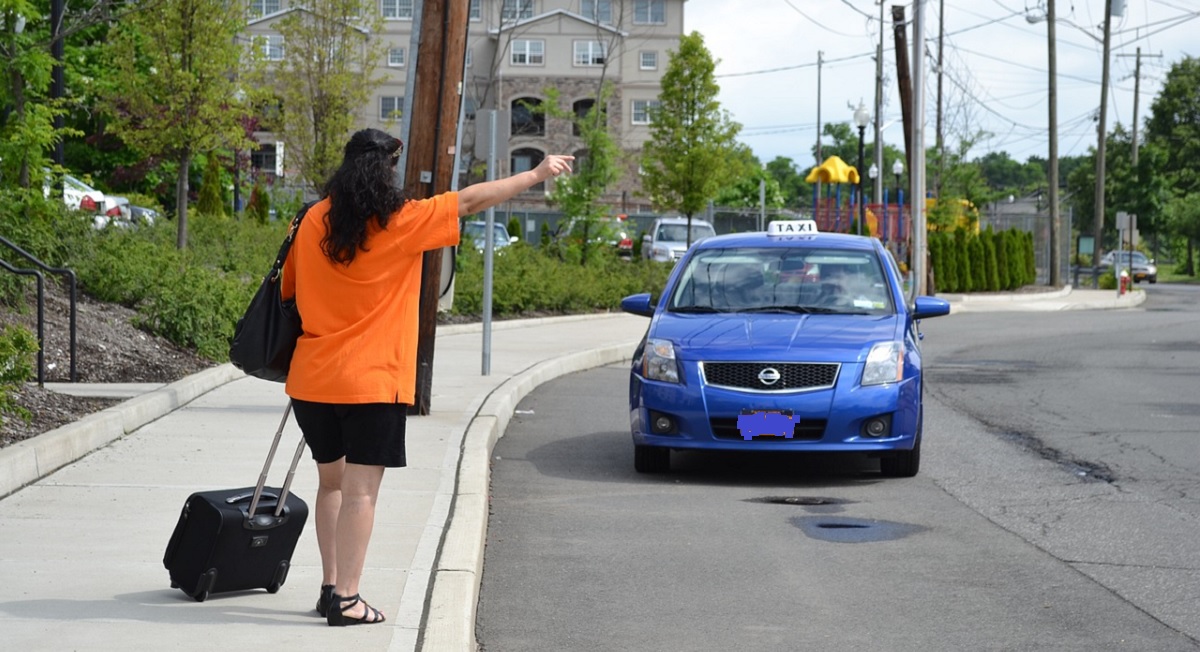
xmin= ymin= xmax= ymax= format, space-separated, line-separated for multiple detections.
xmin=1098 ymin=250 xmax=1157 ymax=283
xmin=462 ymin=220 xmax=518 ymax=251
xmin=641 ymin=216 xmax=716 ymax=263
xmin=620 ymin=220 xmax=951 ymax=477
xmin=556 ymin=215 xmax=633 ymax=258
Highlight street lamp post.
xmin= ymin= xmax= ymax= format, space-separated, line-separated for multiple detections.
xmin=893 ymin=159 xmax=904 ymax=198
xmin=853 ymin=101 xmax=870 ymax=235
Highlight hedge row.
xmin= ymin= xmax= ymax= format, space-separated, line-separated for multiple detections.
xmin=928 ymin=227 xmax=1035 ymax=293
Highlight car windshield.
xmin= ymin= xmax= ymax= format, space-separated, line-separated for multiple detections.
xmin=462 ymin=223 xmax=509 ymax=243
xmin=669 ymin=247 xmax=894 ymax=315
xmin=1110 ymin=252 xmax=1148 ymax=263
xmin=656 ymin=223 xmax=716 ymax=243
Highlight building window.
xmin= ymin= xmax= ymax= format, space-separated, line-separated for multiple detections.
xmin=580 ymin=0 xmax=611 ymax=23
xmin=388 ymin=48 xmax=405 ymax=67
xmin=382 ymin=0 xmax=415 ymax=19
xmin=631 ymin=99 xmax=660 ymax=125
xmin=512 ymin=98 xmax=545 ymax=136
xmin=465 ymin=47 xmax=472 ymax=67
xmin=470 ymin=0 xmax=481 ymax=20
xmin=501 ymin=0 xmax=534 ymax=21
xmin=510 ymin=39 xmax=544 ymax=66
xmin=572 ymin=98 xmax=601 ymax=136
xmin=633 ymin=0 xmax=665 ymax=24
xmin=574 ymin=41 xmax=606 ymax=67
xmin=380 ymin=96 xmax=404 ymax=121
xmin=259 ymin=35 xmax=284 ymax=61
xmin=640 ymin=51 xmax=657 ymax=70
xmin=511 ymin=148 xmax=546 ymax=191
xmin=251 ymin=143 xmax=278 ymax=176
xmin=249 ymin=0 xmax=281 ymax=18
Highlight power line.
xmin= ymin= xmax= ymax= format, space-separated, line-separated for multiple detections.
xmin=782 ymin=0 xmax=861 ymax=37
xmin=715 ymin=51 xmax=873 ymax=78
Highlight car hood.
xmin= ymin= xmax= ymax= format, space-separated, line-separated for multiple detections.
xmin=651 ymin=312 xmax=903 ymax=363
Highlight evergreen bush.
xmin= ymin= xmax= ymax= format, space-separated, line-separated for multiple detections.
xmin=955 ymin=230 xmax=972 ymax=292
xmin=0 ymin=324 xmax=39 ymax=423
xmin=196 ymin=154 xmax=226 ymax=219
xmin=994 ymin=228 xmax=1011 ymax=290
xmin=969 ymin=235 xmax=986 ymax=291
xmin=982 ymin=228 xmax=1000 ymax=291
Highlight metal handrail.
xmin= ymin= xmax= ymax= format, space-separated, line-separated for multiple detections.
xmin=0 ymin=260 xmax=45 ymax=386
xmin=0 ymin=236 xmax=76 ymax=381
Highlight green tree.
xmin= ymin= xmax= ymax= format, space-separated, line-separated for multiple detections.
xmin=715 ymin=145 xmax=784 ymax=209
xmin=102 ymin=0 xmax=251 ymax=248
xmin=765 ymin=156 xmax=805 ymax=208
xmin=542 ymin=84 xmax=621 ymax=265
xmin=265 ymin=0 xmax=386 ymax=193
xmin=1162 ymin=195 xmax=1200 ymax=276
xmin=640 ymin=31 xmax=741 ymax=242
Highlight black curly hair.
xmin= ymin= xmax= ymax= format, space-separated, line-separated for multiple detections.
xmin=321 ymin=128 xmax=407 ymax=264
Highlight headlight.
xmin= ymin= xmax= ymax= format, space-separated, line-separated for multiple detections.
xmin=862 ymin=342 xmax=904 ymax=386
xmin=642 ymin=338 xmax=680 ymax=383
xmin=651 ymin=245 xmax=671 ymax=261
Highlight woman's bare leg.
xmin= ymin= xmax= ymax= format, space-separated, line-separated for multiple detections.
xmin=332 ymin=462 xmax=386 ymax=621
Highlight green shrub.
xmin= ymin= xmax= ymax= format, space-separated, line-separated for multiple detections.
xmin=954 ymin=230 xmax=972 ymax=292
xmin=196 ymin=154 xmax=227 ymax=219
xmin=969 ymin=234 xmax=986 ymax=291
xmin=1098 ymin=270 xmax=1116 ymax=290
xmin=982 ymin=228 xmax=1000 ymax=292
xmin=135 ymin=262 xmax=248 ymax=360
xmin=247 ymin=179 xmax=271 ymax=225
xmin=0 ymin=324 xmax=39 ymax=423
xmin=994 ymin=228 xmax=1011 ymax=290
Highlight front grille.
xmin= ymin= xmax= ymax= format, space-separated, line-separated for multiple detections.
xmin=711 ymin=417 xmax=826 ymax=441
xmin=702 ymin=362 xmax=839 ymax=393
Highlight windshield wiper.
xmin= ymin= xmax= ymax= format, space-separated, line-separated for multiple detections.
xmin=670 ymin=305 xmax=726 ymax=313
xmin=739 ymin=306 xmax=816 ymax=314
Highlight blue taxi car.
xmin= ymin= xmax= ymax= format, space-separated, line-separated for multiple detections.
xmin=620 ymin=221 xmax=951 ymax=477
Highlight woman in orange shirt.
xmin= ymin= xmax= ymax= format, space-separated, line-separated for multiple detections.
xmin=282 ymin=128 xmax=571 ymax=626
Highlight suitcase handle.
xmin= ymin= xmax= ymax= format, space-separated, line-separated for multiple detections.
xmin=226 ymin=492 xmax=278 ymax=505
xmin=247 ymin=401 xmax=307 ymax=520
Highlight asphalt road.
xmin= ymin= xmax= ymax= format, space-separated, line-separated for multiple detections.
xmin=477 ymin=284 xmax=1200 ymax=652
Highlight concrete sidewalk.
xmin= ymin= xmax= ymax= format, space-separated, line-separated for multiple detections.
xmin=0 ymin=287 xmax=1147 ymax=651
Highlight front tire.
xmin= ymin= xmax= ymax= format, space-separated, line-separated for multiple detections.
xmin=634 ymin=445 xmax=670 ymax=473
xmin=880 ymin=438 xmax=920 ymax=477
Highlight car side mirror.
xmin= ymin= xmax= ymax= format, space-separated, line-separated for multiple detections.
xmin=620 ymin=293 xmax=656 ymax=318
xmin=509 ymin=235 xmax=519 ymax=244
xmin=912 ymin=296 xmax=951 ymax=320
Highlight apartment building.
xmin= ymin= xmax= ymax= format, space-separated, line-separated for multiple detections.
xmin=243 ymin=0 xmax=685 ymax=214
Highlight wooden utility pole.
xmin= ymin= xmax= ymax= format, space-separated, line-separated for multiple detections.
xmin=934 ymin=0 xmax=944 ymax=198
xmin=1048 ymin=0 xmax=1061 ymax=287
xmin=892 ymin=5 xmax=913 ymax=178
xmin=407 ymin=0 xmax=469 ymax=415
xmin=1091 ymin=0 xmax=1113 ymax=287
xmin=1118 ymin=47 xmax=1162 ymax=167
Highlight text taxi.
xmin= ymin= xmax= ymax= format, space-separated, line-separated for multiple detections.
xmin=619 ymin=220 xmax=951 ymax=477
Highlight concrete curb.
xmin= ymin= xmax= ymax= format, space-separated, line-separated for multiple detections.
xmin=418 ymin=342 xmax=636 ymax=652
xmin=0 ymin=364 xmax=241 ymax=499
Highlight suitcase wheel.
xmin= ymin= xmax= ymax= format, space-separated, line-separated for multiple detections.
xmin=267 ymin=560 xmax=290 ymax=594
xmin=170 ymin=582 xmax=179 ymax=589
xmin=193 ymin=569 xmax=217 ymax=602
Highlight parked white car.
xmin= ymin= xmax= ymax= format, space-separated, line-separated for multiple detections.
xmin=642 ymin=216 xmax=716 ymax=263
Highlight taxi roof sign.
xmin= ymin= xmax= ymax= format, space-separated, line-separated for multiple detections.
xmin=767 ymin=220 xmax=819 ymax=236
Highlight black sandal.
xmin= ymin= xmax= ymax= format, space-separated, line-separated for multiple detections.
xmin=326 ymin=593 xmax=385 ymax=627
xmin=315 ymin=584 xmax=334 ymax=617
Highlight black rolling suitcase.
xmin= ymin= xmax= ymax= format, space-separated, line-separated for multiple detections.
xmin=163 ymin=402 xmax=309 ymax=602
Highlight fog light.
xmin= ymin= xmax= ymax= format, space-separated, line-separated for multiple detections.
xmin=862 ymin=416 xmax=890 ymax=438
xmin=649 ymin=411 xmax=676 ymax=434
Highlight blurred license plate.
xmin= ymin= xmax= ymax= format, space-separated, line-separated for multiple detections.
xmin=736 ymin=410 xmax=794 ymax=440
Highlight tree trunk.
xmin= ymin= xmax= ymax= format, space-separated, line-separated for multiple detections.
xmin=175 ymin=149 xmax=192 ymax=249
xmin=9 ymin=65 xmax=30 ymax=188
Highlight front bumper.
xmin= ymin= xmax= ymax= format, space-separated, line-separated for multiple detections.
xmin=629 ymin=363 xmax=921 ymax=453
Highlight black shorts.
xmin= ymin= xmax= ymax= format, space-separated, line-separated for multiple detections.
xmin=291 ymin=400 xmax=408 ymax=468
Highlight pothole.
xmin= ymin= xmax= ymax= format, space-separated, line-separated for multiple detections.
xmin=792 ymin=516 xmax=928 ymax=543
xmin=745 ymin=496 xmax=850 ymax=506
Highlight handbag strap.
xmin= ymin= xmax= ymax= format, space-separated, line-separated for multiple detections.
xmin=268 ymin=200 xmax=318 ymax=283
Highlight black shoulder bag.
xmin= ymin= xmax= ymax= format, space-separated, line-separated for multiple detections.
xmin=229 ymin=201 xmax=316 ymax=382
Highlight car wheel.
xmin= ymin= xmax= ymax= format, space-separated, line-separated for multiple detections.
xmin=634 ymin=445 xmax=670 ymax=473
xmin=1149 ymin=277 xmax=1157 ymax=284
xmin=880 ymin=437 xmax=920 ymax=477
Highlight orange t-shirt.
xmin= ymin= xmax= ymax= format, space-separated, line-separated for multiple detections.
xmin=280 ymin=193 xmax=459 ymax=404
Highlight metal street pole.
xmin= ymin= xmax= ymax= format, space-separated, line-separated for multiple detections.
xmin=857 ymin=123 xmax=866 ymax=235
xmin=910 ymin=0 xmax=927 ymax=298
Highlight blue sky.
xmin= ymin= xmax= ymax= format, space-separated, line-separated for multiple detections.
xmin=685 ymin=0 xmax=1199 ymax=167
